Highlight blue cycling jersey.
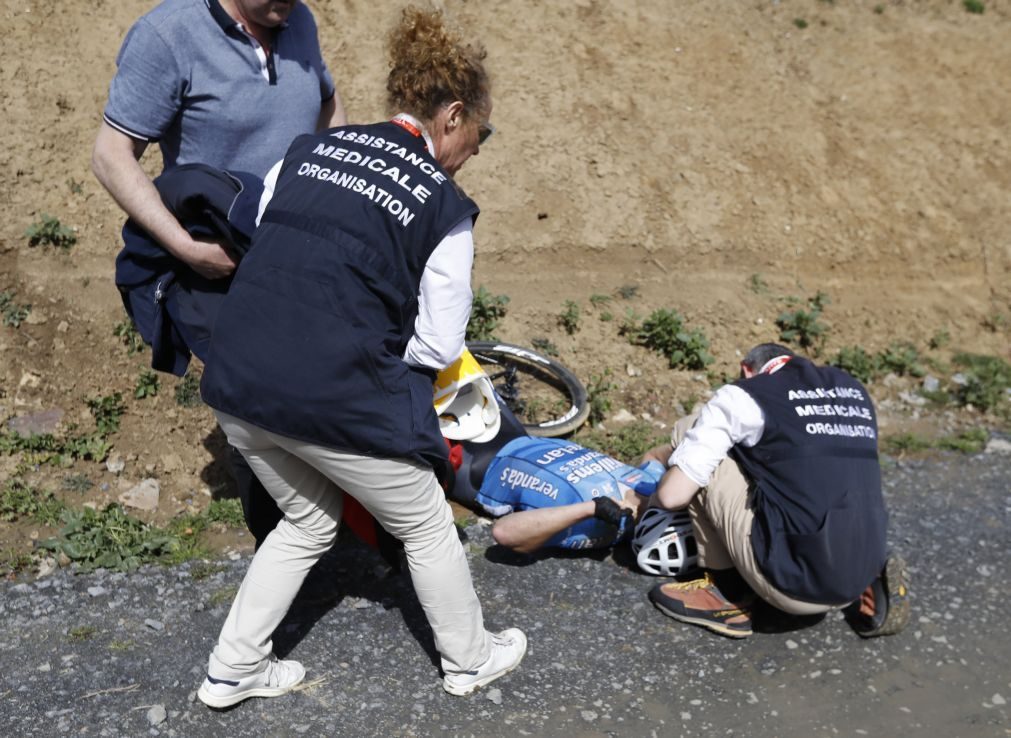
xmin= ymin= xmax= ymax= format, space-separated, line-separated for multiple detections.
xmin=477 ymin=437 xmax=664 ymax=549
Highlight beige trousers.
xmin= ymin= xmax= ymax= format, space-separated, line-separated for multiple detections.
xmin=207 ymin=411 xmax=491 ymax=679
xmin=674 ymin=415 xmax=838 ymax=616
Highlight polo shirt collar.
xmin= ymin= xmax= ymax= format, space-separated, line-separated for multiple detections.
xmin=205 ymin=0 xmax=289 ymax=33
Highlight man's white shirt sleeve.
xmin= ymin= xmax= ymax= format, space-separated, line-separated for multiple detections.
xmin=669 ymin=384 xmax=766 ymax=487
xmin=403 ymin=218 xmax=474 ymax=370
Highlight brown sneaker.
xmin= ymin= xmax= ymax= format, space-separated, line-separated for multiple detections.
xmin=649 ymin=572 xmax=754 ymax=638
xmin=844 ymin=554 xmax=910 ymax=638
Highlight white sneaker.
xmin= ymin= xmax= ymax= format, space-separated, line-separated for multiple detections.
xmin=443 ymin=628 xmax=527 ymax=696
xmin=197 ymin=657 xmax=306 ymax=709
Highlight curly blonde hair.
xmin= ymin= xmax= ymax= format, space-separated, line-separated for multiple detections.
xmin=387 ymin=5 xmax=490 ymax=123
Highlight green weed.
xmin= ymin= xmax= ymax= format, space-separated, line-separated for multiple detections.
xmin=589 ymin=294 xmax=612 ymax=309
xmin=0 ymin=478 xmax=66 ymax=525
xmin=928 ymin=330 xmax=950 ymax=350
xmin=832 ymin=346 xmax=879 ymax=384
xmin=982 ymin=311 xmax=1007 ymax=333
xmin=558 ymin=300 xmax=581 ymax=335
xmin=134 ymin=370 xmax=160 ymax=400
xmin=108 ymin=640 xmax=135 ymax=651
xmin=936 ymin=428 xmax=988 ymax=454
xmin=67 ymin=178 xmax=84 ymax=195
xmin=577 ymin=421 xmax=669 ymax=463
xmin=953 ymin=353 xmax=1011 ymax=413
xmin=878 ymin=341 xmax=927 ymax=378
xmin=113 ymin=318 xmax=146 ymax=355
xmin=1 ymin=548 xmax=34 ymax=578
xmin=25 ymin=214 xmax=77 ymax=249
xmin=587 ymin=370 xmax=617 ymax=425
xmin=963 ymin=0 xmax=985 ymax=14
xmin=748 ymin=273 xmax=769 ymax=294
xmin=39 ymin=504 xmax=183 ymax=572
xmin=210 ymin=585 xmax=239 ymax=607
xmin=530 ymin=337 xmax=559 ymax=357
xmin=776 ymin=291 xmax=829 ymax=356
xmin=466 ymin=285 xmax=510 ymax=341
xmin=87 ymin=393 xmax=125 ymax=435
xmin=0 ymin=290 xmax=32 ymax=328
xmin=873 ymin=4 xmax=885 ymax=13
xmin=190 ymin=562 xmax=227 ymax=581
xmin=628 ymin=308 xmax=714 ymax=370
xmin=62 ymin=474 xmax=94 ymax=493
xmin=793 ymin=18 xmax=809 ymax=29
xmin=0 ymin=428 xmax=111 ymax=466
xmin=175 ymin=372 xmax=202 ymax=408
xmin=205 ymin=498 xmax=245 ymax=528
xmin=599 ymin=310 xmax=614 ymax=322
xmin=67 ymin=625 xmax=97 ymax=642
xmin=616 ymin=285 xmax=639 ymax=300
xmin=881 ymin=433 xmax=933 ymax=455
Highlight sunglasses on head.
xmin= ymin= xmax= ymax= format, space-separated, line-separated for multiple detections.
xmin=477 ymin=121 xmax=495 ymax=145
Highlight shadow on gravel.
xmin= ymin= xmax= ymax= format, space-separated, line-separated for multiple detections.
xmin=270 ymin=532 xmax=441 ymax=668
xmin=483 ymin=544 xmax=610 ymax=567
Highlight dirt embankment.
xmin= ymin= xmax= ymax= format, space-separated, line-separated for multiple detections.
xmin=1 ymin=1 xmax=1009 ymax=554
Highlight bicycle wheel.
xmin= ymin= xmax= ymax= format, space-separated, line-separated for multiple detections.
xmin=466 ymin=341 xmax=590 ymax=437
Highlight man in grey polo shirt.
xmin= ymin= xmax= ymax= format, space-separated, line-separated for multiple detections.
xmin=92 ymin=0 xmax=346 ymax=545
xmin=92 ymin=0 xmax=346 ymax=279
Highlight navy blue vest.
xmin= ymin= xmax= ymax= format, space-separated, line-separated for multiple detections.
xmin=731 ymin=359 xmax=887 ymax=604
xmin=200 ymin=122 xmax=479 ymax=478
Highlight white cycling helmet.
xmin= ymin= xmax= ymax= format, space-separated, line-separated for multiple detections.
xmin=631 ymin=508 xmax=698 ymax=577
xmin=433 ymin=349 xmax=501 ymax=443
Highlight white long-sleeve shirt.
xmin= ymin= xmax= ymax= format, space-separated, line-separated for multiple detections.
xmin=256 ymin=159 xmax=473 ymax=372
xmin=668 ymin=357 xmax=793 ymax=486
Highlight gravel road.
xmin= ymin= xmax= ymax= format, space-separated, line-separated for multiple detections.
xmin=2 ymin=447 xmax=1009 ymax=737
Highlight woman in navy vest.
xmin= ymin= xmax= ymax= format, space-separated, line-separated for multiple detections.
xmin=195 ymin=7 xmax=526 ymax=708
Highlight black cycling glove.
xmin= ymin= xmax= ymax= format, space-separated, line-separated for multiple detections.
xmin=594 ymin=496 xmax=633 ymax=529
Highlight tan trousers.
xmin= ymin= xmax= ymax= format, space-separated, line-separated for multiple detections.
xmin=208 ymin=411 xmax=491 ymax=679
xmin=674 ymin=415 xmax=837 ymax=616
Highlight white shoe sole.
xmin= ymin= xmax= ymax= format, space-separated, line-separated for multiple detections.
xmin=197 ymin=682 xmax=302 ymax=709
xmin=443 ymin=631 xmax=528 ymax=696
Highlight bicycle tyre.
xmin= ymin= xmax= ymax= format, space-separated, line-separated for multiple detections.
xmin=466 ymin=341 xmax=590 ymax=437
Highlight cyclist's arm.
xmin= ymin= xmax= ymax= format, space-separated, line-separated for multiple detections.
xmin=491 ymin=501 xmax=595 ymax=554
xmin=91 ymin=122 xmax=236 ymax=279
xmin=492 ymin=484 xmax=644 ymax=554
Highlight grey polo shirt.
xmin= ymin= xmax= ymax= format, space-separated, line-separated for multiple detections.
xmin=103 ymin=0 xmax=336 ymax=178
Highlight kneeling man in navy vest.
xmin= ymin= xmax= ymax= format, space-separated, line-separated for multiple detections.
xmin=645 ymin=343 xmax=909 ymax=639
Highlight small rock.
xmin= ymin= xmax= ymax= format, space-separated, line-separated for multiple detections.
xmin=57 ymin=320 xmax=70 ymax=333
xmin=38 ymin=663 xmax=52 ymax=672
xmin=610 ymin=409 xmax=637 ymax=424
xmin=625 ymin=363 xmax=641 ymax=377
xmin=486 ymin=688 xmax=503 ymax=705
xmin=87 ymin=586 xmax=107 ymax=597
xmin=993 ymin=694 xmax=1006 ymax=706
xmin=921 ymin=375 xmax=940 ymax=393
xmin=580 ymin=710 xmax=598 ymax=721
xmin=19 ymin=371 xmax=42 ymax=388
xmin=950 ymin=373 xmax=968 ymax=387
xmin=7 ymin=408 xmax=65 ymax=436
xmin=106 ymin=456 xmax=126 ymax=474
xmin=146 ymin=705 xmax=167 ymax=726
xmin=119 ymin=478 xmax=160 ymax=511
xmin=984 ymin=438 xmax=1011 ymax=455
xmin=899 ymin=391 xmax=927 ymax=407
xmin=160 ymin=453 xmax=184 ymax=473
xmin=785 ymin=639 xmax=799 ymax=650
xmin=144 ymin=619 xmax=165 ymax=631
